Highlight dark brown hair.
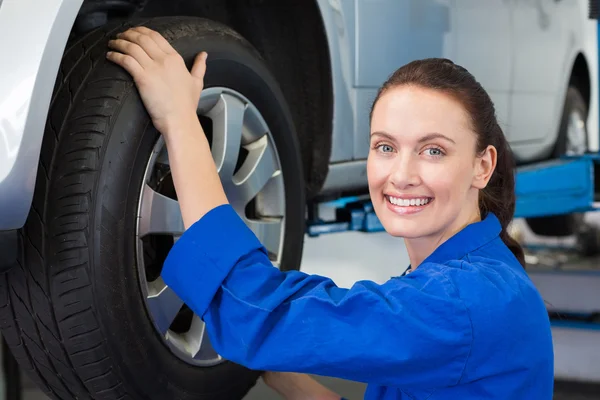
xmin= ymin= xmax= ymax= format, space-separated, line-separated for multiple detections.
xmin=370 ymin=58 xmax=526 ymax=267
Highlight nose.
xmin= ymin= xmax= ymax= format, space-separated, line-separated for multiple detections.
xmin=389 ymin=152 xmax=421 ymax=189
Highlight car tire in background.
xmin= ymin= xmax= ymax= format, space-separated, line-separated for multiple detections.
xmin=525 ymin=84 xmax=589 ymax=238
xmin=0 ymin=17 xmax=305 ymax=400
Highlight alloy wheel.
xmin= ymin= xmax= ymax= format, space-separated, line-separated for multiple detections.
xmin=135 ymin=87 xmax=286 ymax=366
xmin=566 ymin=109 xmax=587 ymax=155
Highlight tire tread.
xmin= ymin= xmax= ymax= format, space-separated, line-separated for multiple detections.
xmin=1 ymin=21 xmax=134 ymax=400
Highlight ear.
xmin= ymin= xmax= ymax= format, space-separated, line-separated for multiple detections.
xmin=472 ymin=145 xmax=497 ymax=189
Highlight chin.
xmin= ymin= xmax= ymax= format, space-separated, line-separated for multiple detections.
xmin=374 ymin=199 xmax=437 ymax=238
xmin=380 ymin=219 xmax=433 ymax=238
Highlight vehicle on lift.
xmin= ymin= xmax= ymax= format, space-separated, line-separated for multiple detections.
xmin=0 ymin=0 xmax=597 ymax=398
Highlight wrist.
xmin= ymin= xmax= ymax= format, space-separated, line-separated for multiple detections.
xmin=161 ymin=112 xmax=204 ymax=142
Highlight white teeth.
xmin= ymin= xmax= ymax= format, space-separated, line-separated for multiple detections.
xmin=388 ymin=196 xmax=431 ymax=207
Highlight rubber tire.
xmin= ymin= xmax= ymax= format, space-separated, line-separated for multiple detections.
xmin=525 ymin=85 xmax=588 ymax=237
xmin=0 ymin=17 xmax=305 ymax=400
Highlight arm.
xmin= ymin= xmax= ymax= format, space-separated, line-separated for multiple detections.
xmin=161 ymin=203 xmax=472 ymax=388
xmin=106 ymin=27 xmax=473 ymax=389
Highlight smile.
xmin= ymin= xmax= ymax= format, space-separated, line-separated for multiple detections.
xmin=386 ymin=195 xmax=433 ymax=207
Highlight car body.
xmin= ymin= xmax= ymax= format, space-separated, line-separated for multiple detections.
xmin=0 ymin=0 xmax=597 ymax=231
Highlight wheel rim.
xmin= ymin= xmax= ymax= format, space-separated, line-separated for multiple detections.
xmin=135 ymin=87 xmax=286 ymax=366
xmin=566 ymin=110 xmax=587 ymax=155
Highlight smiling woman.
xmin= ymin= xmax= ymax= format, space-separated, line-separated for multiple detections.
xmin=367 ymin=59 xmax=524 ymax=269
xmin=105 ymin=27 xmax=554 ymax=399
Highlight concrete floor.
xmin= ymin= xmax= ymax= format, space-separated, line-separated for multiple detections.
xmin=9 ymin=213 xmax=600 ymax=399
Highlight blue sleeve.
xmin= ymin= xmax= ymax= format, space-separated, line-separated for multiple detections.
xmin=161 ymin=204 xmax=473 ymax=388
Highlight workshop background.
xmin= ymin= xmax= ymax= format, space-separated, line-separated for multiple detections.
xmin=2 ymin=0 xmax=600 ymax=399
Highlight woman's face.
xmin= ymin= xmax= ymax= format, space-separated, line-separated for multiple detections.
xmin=367 ymin=85 xmax=495 ymax=240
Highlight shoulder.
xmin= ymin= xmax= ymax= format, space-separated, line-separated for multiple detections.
xmin=420 ymin=242 xmax=549 ymax=334
xmin=406 ymin=237 xmax=543 ymax=319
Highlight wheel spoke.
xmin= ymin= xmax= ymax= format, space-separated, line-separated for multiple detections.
xmin=208 ymin=93 xmax=246 ymax=180
xmin=146 ymin=278 xmax=184 ymax=335
xmin=245 ymin=218 xmax=284 ymax=256
xmin=243 ymin=102 xmax=271 ymax=143
xmin=138 ymin=184 xmax=184 ymax=237
xmin=230 ymin=136 xmax=278 ymax=210
xmin=187 ymin=315 xmax=221 ymax=362
xmin=255 ymin=172 xmax=285 ymax=217
xmin=155 ymin=140 xmax=170 ymax=165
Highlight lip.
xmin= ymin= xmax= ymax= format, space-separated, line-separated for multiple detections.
xmin=384 ymin=193 xmax=432 ymax=199
xmin=384 ymin=195 xmax=433 ymax=215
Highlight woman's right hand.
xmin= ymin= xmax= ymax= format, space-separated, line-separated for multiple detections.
xmin=106 ymin=27 xmax=207 ymax=138
xmin=262 ymin=371 xmax=344 ymax=400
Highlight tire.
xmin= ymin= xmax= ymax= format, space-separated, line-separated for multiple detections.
xmin=525 ymin=85 xmax=588 ymax=237
xmin=0 ymin=17 xmax=306 ymax=400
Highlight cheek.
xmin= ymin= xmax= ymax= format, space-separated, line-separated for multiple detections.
xmin=420 ymin=161 xmax=470 ymax=198
xmin=366 ymin=155 xmax=386 ymax=188
xmin=423 ymin=173 xmax=454 ymax=197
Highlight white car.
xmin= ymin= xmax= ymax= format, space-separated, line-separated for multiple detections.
xmin=0 ymin=0 xmax=597 ymax=398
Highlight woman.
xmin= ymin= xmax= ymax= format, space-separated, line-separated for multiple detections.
xmin=106 ymin=27 xmax=554 ymax=399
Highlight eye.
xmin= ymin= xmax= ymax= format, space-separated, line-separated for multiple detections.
xmin=377 ymin=144 xmax=395 ymax=153
xmin=423 ymin=147 xmax=445 ymax=157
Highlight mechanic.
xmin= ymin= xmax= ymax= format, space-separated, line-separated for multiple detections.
xmin=105 ymin=26 xmax=555 ymax=399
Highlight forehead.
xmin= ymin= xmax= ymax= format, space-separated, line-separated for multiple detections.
xmin=370 ymin=85 xmax=474 ymax=141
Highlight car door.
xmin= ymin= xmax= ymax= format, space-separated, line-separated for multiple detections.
xmin=449 ymin=0 xmax=514 ymax=137
xmin=352 ymin=0 xmax=455 ymax=159
xmin=509 ymin=0 xmax=570 ymax=146
xmin=351 ymin=0 xmax=513 ymax=159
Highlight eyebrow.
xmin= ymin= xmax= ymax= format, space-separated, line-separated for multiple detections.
xmin=370 ymin=131 xmax=456 ymax=144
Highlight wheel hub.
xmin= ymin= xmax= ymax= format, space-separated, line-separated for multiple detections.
xmin=566 ymin=109 xmax=587 ymax=155
xmin=135 ymin=87 xmax=286 ymax=366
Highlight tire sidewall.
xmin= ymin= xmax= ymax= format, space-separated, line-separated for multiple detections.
xmin=90 ymin=21 xmax=305 ymax=398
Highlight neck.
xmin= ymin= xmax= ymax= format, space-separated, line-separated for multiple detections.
xmin=404 ymin=206 xmax=482 ymax=269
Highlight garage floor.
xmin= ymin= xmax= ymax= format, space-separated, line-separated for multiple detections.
xmin=7 ymin=210 xmax=600 ymax=399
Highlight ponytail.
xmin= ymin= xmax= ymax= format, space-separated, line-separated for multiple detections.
xmin=478 ymin=126 xmax=526 ymax=267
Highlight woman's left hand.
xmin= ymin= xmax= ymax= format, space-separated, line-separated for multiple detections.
xmin=263 ymin=372 xmax=343 ymax=400
xmin=106 ymin=27 xmax=207 ymax=136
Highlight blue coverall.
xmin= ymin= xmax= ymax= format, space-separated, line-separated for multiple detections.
xmin=162 ymin=204 xmax=555 ymax=399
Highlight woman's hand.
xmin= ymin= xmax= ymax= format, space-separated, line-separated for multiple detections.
xmin=263 ymin=372 xmax=343 ymax=400
xmin=106 ymin=26 xmax=207 ymax=136
xmin=106 ymin=26 xmax=228 ymax=227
